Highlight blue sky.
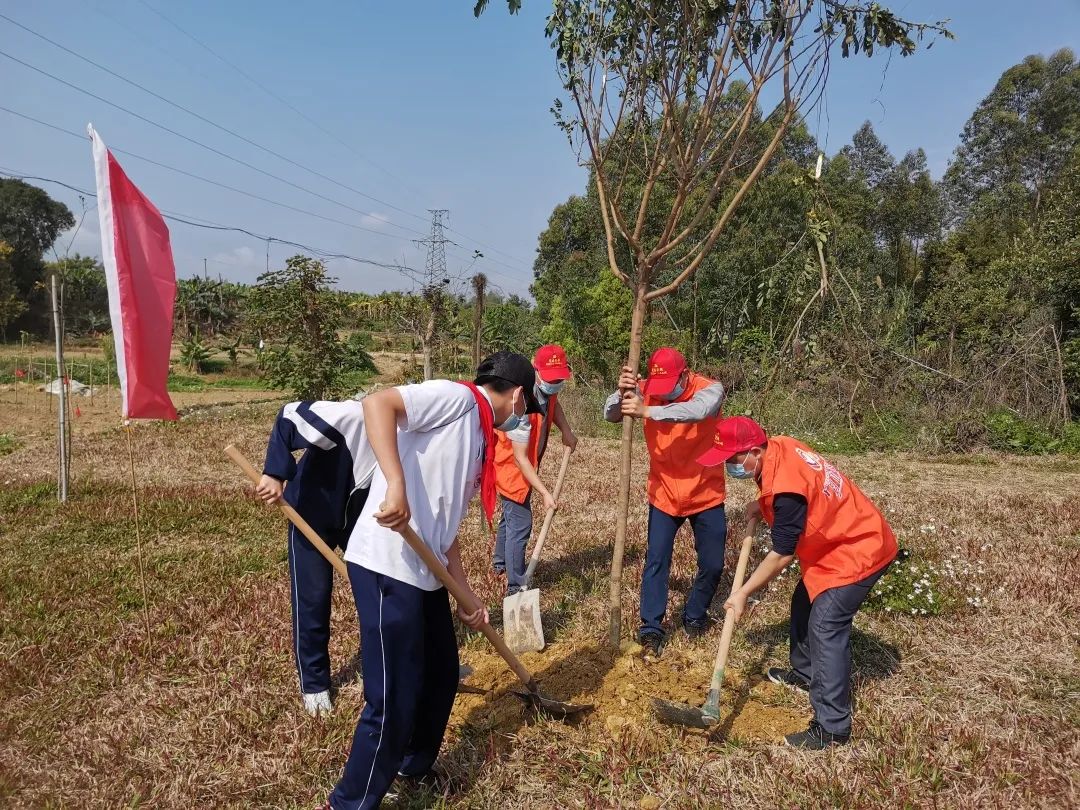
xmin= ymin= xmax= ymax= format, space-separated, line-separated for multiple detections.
xmin=2 ymin=1 xmax=1077 ymax=298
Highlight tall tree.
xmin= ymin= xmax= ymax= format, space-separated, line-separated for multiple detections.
xmin=840 ymin=121 xmax=896 ymax=188
xmin=509 ymin=0 xmax=950 ymax=646
xmin=944 ymin=48 xmax=1080 ymax=226
xmin=0 ymin=241 xmax=26 ymax=338
xmin=244 ymin=255 xmax=352 ymax=399
xmin=0 ymin=179 xmax=75 ymax=334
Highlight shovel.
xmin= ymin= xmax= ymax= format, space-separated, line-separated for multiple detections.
xmin=225 ymin=445 xmax=473 ymax=690
xmin=397 ymin=522 xmax=591 ymax=720
xmin=653 ymin=519 xmax=760 ymax=729
xmin=503 ymin=445 xmax=572 ymax=654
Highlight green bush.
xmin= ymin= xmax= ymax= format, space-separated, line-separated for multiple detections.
xmin=985 ymin=410 xmax=1080 ymax=454
xmin=0 ymin=432 xmax=19 ymax=455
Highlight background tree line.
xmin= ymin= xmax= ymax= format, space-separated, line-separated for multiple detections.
xmin=2 ymin=50 xmax=1076 ymax=449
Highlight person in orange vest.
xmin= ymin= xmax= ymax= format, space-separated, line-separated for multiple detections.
xmin=605 ymin=347 xmax=727 ymax=660
xmin=698 ymin=416 xmax=898 ymax=750
xmin=493 ymin=344 xmax=578 ymax=595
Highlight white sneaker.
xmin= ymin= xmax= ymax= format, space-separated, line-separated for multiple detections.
xmin=302 ymin=690 xmax=333 ymax=716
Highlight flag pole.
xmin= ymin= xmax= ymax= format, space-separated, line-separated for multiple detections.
xmin=125 ymin=421 xmax=153 ymax=651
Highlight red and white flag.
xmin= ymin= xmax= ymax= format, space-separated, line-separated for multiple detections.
xmin=89 ymin=124 xmax=177 ymax=421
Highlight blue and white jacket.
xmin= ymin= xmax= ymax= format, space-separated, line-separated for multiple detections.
xmin=262 ymin=400 xmax=376 ymax=534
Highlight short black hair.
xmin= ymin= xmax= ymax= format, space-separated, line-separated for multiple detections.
xmin=474 ymin=374 xmax=516 ymax=393
xmin=474 ymin=351 xmax=542 ymax=413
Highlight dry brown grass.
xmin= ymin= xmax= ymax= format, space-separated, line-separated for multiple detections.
xmin=1 ymin=400 xmax=1078 ymax=808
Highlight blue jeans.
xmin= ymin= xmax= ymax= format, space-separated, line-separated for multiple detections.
xmin=493 ymin=494 xmax=533 ymax=594
xmin=789 ymin=564 xmax=889 ymax=736
xmin=639 ymin=502 xmax=727 ymax=639
xmin=329 ymin=565 xmax=459 ymax=810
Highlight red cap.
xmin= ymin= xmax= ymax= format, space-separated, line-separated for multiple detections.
xmin=640 ymin=347 xmax=688 ymax=396
xmin=534 ymin=344 xmax=570 ymax=382
xmin=696 ymin=416 xmax=768 ymax=467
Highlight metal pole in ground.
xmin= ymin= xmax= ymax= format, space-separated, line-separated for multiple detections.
xmin=51 ymin=275 xmax=68 ymax=503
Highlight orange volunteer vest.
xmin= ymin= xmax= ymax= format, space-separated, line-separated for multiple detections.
xmin=758 ymin=436 xmax=897 ymax=601
xmin=642 ymin=372 xmax=726 ymax=517
xmin=494 ymin=394 xmax=556 ymax=504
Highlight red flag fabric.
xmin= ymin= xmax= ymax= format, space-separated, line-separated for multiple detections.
xmin=14 ymin=368 xmax=24 ymax=379
xmin=89 ymin=125 xmax=177 ymax=421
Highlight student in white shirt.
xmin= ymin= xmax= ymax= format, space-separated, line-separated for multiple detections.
xmin=323 ymin=352 xmax=540 ymax=810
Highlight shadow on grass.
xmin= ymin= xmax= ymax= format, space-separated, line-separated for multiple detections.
xmin=529 ymin=543 xmax=642 ymax=644
xmin=706 ymin=620 xmax=901 ymax=742
xmin=399 ymin=644 xmax=614 ymax=808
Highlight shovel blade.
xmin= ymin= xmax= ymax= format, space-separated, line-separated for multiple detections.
xmin=502 ymin=587 xmax=545 ymax=653
xmin=651 ymin=697 xmax=719 ymax=729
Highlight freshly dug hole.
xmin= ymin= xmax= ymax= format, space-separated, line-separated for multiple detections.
xmin=452 ymin=639 xmax=806 ymax=744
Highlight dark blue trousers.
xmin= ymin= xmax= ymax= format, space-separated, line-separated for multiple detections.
xmin=493 ymin=494 xmax=533 ymax=594
xmin=288 ymin=522 xmax=350 ymax=695
xmin=639 ymin=502 xmax=727 ymax=639
xmin=329 ymin=565 xmax=459 ymax=810
xmin=789 ymin=564 xmax=889 ymax=736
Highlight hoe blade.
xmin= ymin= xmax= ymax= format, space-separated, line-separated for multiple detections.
xmin=512 ymin=688 xmax=593 ymax=720
xmin=651 ymin=697 xmax=719 ymax=729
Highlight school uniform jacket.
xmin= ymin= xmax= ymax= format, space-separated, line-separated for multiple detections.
xmin=262 ymin=400 xmax=376 ymax=534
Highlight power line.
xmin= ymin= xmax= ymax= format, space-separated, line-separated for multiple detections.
xmin=135 ymin=0 xmax=430 ymax=203
xmin=1 ymin=104 xmax=533 ymax=290
xmin=1 ymin=45 xmax=534 ymax=279
xmin=0 ymin=168 xmax=426 ymax=282
xmin=119 ymin=3 xmax=537 ymax=274
xmin=0 ymin=108 xmax=529 ymax=295
xmin=0 ymin=105 xmax=418 ymax=243
xmin=0 ymin=47 xmax=430 ymax=240
xmin=0 ymin=11 xmax=439 ymax=233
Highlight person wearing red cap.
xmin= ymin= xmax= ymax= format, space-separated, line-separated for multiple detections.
xmin=492 ymin=344 xmax=579 ymax=595
xmin=698 ymin=416 xmax=897 ymax=750
xmin=604 ymin=347 xmax=727 ymax=660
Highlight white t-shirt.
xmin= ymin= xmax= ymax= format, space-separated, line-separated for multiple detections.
xmin=343 ymin=379 xmax=487 ymax=591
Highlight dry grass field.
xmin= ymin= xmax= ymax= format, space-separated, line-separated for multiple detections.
xmin=1 ymin=396 xmax=1078 ymax=808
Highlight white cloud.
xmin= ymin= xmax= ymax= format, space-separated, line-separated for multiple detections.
xmin=359 ymin=212 xmax=391 ymax=230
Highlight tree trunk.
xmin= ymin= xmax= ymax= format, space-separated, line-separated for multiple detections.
xmin=608 ymin=282 xmax=649 ymax=648
xmin=691 ymin=273 xmax=699 ymax=368
xmin=472 ymin=274 xmax=486 ymax=369
xmin=422 ymin=305 xmax=436 ymax=381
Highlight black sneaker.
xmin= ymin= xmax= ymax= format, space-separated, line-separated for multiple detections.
xmin=388 ymin=765 xmax=449 ymax=801
xmin=767 ymin=667 xmax=809 ymax=693
xmin=784 ymin=721 xmax=849 ymax=750
xmin=639 ymin=633 xmax=664 ymax=661
xmin=682 ymin=616 xmax=716 ymax=639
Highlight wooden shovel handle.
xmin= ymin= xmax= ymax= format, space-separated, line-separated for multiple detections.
xmin=522 ymin=445 xmax=572 ymax=587
xmin=397 ymin=524 xmax=536 ymax=690
xmin=708 ymin=519 xmax=760 ymax=693
xmin=225 ymin=444 xmax=348 ymax=578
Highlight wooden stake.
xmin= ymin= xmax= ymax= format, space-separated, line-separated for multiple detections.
xmin=125 ymin=423 xmax=154 ymax=651
xmin=51 ymin=275 xmax=68 ymax=503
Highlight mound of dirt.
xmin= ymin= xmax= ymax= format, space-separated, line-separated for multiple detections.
xmin=453 ymin=640 xmax=806 ymax=744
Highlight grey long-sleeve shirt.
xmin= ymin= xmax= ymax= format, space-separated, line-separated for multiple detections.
xmin=603 ymin=378 xmax=726 ymax=423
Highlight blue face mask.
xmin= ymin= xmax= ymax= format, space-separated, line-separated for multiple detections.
xmin=660 ymin=381 xmax=685 ymax=401
xmin=497 ymin=392 xmax=526 ymax=432
xmin=725 ymin=462 xmax=753 ymax=479
xmin=538 ymin=379 xmax=565 ymax=396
